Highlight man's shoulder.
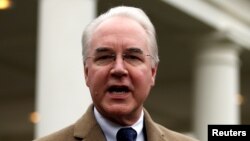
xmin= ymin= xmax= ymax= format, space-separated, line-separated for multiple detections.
xmin=143 ymin=108 xmax=199 ymax=141
xmin=33 ymin=105 xmax=97 ymax=141
xmin=156 ymin=123 xmax=199 ymax=141
xmin=33 ymin=125 xmax=76 ymax=141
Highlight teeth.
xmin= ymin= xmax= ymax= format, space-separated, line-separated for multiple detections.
xmin=108 ymin=86 xmax=129 ymax=94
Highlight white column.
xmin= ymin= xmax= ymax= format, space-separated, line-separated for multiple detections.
xmin=193 ymin=40 xmax=240 ymax=141
xmin=35 ymin=0 xmax=96 ymax=137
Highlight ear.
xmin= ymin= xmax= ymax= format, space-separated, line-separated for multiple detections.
xmin=151 ymin=64 xmax=158 ymax=86
xmin=84 ymin=64 xmax=89 ymax=87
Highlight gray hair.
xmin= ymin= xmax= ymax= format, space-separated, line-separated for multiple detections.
xmin=82 ymin=6 xmax=159 ymax=66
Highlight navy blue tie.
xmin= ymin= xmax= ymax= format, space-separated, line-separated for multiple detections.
xmin=116 ymin=127 xmax=137 ymax=141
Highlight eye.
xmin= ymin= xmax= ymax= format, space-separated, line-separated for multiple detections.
xmin=94 ymin=54 xmax=115 ymax=65
xmin=125 ymin=54 xmax=142 ymax=60
xmin=95 ymin=55 xmax=113 ymax=60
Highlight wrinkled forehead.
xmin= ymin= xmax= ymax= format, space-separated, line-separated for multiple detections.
xmin=88 ymin=16 xmax=150 ymax=54
xmin=95 ymin=16 xmax=146 ymax=34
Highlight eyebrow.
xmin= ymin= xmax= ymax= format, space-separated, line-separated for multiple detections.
xmin=95 ymin=47 xmax=113 ymax=53
xmin=125 ymin=48 xmax=143 ymax=54
xmin=94 ymin=47 xmax=144 ymax=54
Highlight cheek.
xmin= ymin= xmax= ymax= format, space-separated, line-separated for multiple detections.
xmin=132 ymin=68 xmax=153 ymax=84
xmin=130 ymin=68 xmax=154 ymax=95
xmin=87 ymin=68 xmax=107 ymax=102
xmin=131 ymin=72 xmax=151 ymax=104
xmin=86 ymin=67 xmax=109 ymax=90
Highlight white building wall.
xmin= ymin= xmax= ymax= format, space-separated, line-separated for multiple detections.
xmin=35 ymin=0 xmax=96 ymax=137
xmin=193 ymin=40 xmax=240 ymax=141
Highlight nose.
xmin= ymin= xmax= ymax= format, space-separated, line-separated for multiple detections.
xmin=110 ymin=55 xmax=128 ymax=78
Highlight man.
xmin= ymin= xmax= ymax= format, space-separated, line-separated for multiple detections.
xmin=35 ymin=6 xmax=199 ymax=141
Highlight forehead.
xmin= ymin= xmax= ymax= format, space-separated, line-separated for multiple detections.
xmin=94 ymin=16 xmax=146 ymax=35
xmin=89 ymin=16 xmax=149 ymax=53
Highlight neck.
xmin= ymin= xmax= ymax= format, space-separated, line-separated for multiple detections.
xmin=94 ymin=107 xmax=145 ymax=141
xmin=97 ymin=106 xmax=143 ymax=126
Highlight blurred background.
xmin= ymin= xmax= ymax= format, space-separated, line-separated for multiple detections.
xmin=0 ymin=0 xmax=249 ymax=141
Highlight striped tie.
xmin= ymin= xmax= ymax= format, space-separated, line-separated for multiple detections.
xmin=116 ymin=127 xmax=137 ymax=141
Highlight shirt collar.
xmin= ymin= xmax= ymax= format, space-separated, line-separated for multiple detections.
xmin=94 ymin=107 xmax=144 ymax=141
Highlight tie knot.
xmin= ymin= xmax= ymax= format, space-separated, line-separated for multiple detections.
xmin=116 ymin=127 xmax=137 ymax=141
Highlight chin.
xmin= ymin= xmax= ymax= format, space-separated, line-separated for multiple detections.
xmin=105 ymin=103 xmax=133 ymax=115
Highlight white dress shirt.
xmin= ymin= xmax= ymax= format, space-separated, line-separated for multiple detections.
xmin=94 ymin=107 xmax=145 ymax=141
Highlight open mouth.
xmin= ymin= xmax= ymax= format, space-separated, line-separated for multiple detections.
xmin=107 ymin=86 xmax=130 ymax=94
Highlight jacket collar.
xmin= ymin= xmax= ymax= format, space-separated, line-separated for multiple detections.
xmin=73 ymin=105 xmax=106 ymax=141
xmin=144 ymin=109 xmax=166 ymax=141
xmin=73 ymin=104 xmax=166 ymax=141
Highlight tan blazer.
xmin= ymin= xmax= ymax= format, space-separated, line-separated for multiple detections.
xmin=34 ymin=105 xmax=199 ymax=141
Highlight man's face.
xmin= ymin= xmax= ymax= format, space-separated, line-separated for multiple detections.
xmin=84 ymin=16 xmax=158 ymax=125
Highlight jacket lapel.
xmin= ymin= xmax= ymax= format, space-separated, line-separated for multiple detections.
xmin=73 ymin=105 xmax=168 ymax=141
xmin=73 ymin=105 xmax=106 ymax=141
xmin=144 ymin=109 xmax=166 ymax=141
